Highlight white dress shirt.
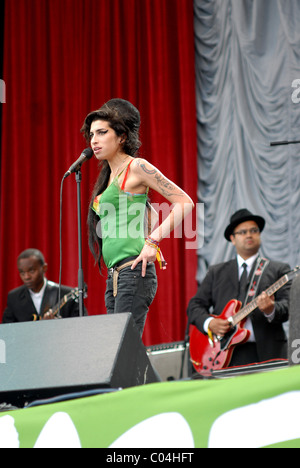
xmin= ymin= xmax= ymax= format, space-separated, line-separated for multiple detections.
xmin=29 ymin=279 xmax=47 ymax=315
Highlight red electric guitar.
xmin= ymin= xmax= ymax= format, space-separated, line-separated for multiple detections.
xmin=189 ymin=267 xmax=299 ymax=376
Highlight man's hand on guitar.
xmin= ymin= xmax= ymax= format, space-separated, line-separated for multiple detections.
xmin=43 ymin=309 xmax=55 ymax=320
xmin=208 ymin=318 xmax=231 ymax=337
xmin=257 ymin=292 xmax=275 ymax=315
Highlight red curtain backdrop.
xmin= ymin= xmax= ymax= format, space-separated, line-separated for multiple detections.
xmin=0 ymin=0 xmax=197 ymax=346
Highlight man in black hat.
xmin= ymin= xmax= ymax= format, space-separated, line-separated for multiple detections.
xmin=187 ymin=209 xmax=291 ymax=368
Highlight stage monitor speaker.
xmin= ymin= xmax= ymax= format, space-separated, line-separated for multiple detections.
xmin=0 ymin=313 xmax=158 ymax=406
xmin=289 ymin=274 xmax=300 ymax=365
xmin=210 ymin=359 xmax=288 ymax=378
xmin=146 ymin=341 xmax=190 ymax=381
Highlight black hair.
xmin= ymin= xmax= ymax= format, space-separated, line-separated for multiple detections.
xmin=17 ymin=249 xmax=45 ymax=266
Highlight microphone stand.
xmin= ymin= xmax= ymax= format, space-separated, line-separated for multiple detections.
xmin=75 ymin=169 xmax=85 ymax=317
xmin=270 ymin=140 xmax=300 ymax=146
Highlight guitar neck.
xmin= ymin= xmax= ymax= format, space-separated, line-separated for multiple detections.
xmin=51 ymin=292 xmax=71 ymax=317
xmin=231 ymin=273 xmax=290 ymax=326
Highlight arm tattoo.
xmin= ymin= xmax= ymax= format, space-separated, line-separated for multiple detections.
xmin=140 ymin=163 xmax=157 ymax=175
xmin=154 ymin=174 xmax=184 ymax=197
xmin=135 ymin=159 xmax=157 ymax=175
xmin=136 ymin=159 xmax=184 ymax=197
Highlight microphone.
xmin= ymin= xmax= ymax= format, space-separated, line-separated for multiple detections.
xmin=63 ymin=148 xmax=94 ymax=178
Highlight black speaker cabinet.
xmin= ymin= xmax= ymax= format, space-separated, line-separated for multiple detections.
xmin=0 ymin=313 xmax=158 ymax=406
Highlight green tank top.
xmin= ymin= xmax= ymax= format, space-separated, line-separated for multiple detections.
xmin=92 ymin=163 xmax=148 ymax=268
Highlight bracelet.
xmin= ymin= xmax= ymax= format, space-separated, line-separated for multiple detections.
xmin=145 ymin=236 xmax=160 ymax=250
xmin=144 ymin=236 xmax=167 ymax=270
xmin=147 ymin=236 xmax=160 ymax=246
xmin=145 ymin=240 xmax=159 ymax=250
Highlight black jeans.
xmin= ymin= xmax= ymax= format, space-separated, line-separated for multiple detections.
xmin=105 ymin=260 xmax=158 ymax=336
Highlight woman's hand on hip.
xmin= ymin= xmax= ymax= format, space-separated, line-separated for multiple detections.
xmin=131 ymin=245 xmax=157 ymax=277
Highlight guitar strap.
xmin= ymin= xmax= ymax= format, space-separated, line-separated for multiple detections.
xmin=244 ymin=256 xmax=269 ymax=306
xmin=40 ymin=281 xmax=59 ymax=318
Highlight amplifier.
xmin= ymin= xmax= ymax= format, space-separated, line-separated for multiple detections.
xmin=146 ymin=341 xmax=190 ymax=381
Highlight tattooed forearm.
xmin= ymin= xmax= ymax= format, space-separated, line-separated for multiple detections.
xmin=154 ymin=174 xmax=184 ymax=197
xmin=155 ymin=174 xmax=174 ymax=192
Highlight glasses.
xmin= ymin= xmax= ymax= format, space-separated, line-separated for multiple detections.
xmin=233 ymin=227 xmax=260 ymax=236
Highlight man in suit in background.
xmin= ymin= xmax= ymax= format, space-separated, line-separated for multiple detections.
xmin=187 ymin=209 xmax=291 ymax=367
xmin=2 ymin=248 xmax=85 ymax=323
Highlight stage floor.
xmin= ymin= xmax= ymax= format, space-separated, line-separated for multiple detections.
xmin=1 ymin=364 xmax=300 ymax=448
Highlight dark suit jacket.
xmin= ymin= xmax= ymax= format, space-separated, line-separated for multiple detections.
xmin=2 ymin=280 xmax=85 ymax=323
xmin=187 ymin=258 xmax=291 ymax=362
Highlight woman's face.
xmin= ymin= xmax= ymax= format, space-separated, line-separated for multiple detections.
xmin=89 ymin=120 xmax=123 ymax=161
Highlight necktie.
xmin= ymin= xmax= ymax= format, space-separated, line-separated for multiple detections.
xmin=238 ymin=262 xmax=248 ymax=303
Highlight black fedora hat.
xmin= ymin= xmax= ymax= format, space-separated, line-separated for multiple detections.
xmin=224 ymin=209 xmax=265 ymax=242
